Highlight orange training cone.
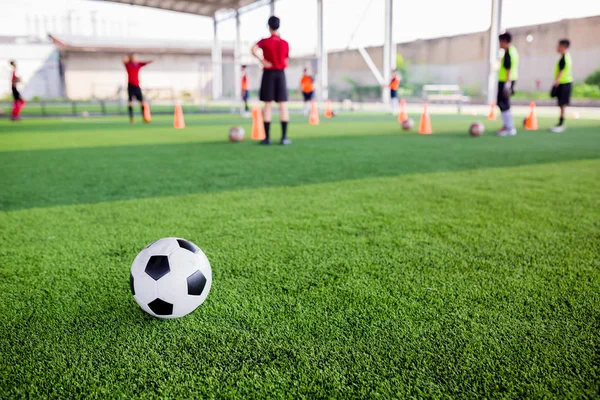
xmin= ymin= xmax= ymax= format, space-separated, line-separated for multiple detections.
xmin=143 ymin=102 xmax=152 ymax=123
xmin=398 ymin=98 xmax=408 ymax=123
xmin=418 ymin=103 xmax=432 ymax=135
xmin=250 ymin=105 xmax=266 ymax=140
xmin=524 ymin=101 xmax=538 ymax=130
xmin=324 ymin=100 xmax=333 ymax=118
xmin=173 ymin=104 xmax=185 ymax=129
xmin=488 ymin=102 xmax=497 ymax=121
xmin=309 ymin=101 xmax=320 ymax=125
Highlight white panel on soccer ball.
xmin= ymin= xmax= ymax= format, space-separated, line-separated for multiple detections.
xmin=146 ymin=237 xmax=180 ymax=255
xmin=133 ymin=272 xmax=158 ymax=306
xmin=156 ymin=269 xmax=187 ymax=308
xmin=169 ymin=248 xmax=202 ymax=278
xmin=131 ymin=248 xmax=151 ymax=277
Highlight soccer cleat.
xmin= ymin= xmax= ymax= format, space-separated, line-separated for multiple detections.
xmin=259 ymin=138 xmax=271 ymax=145
xmin=130 ymin=117 xmax=135 ymax=124
xmin=550 ymin=125 xmax=566 ymax=133
xmin=280 ymin=138 xmax=292 ymax=145
xmin=498 ymin=128 xmax=517 ymax=137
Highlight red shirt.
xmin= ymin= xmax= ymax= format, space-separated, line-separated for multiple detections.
xmin=257 ymin=35 xmax=289 ymax=70
xmin=11 ymin=71 xmax=18 ymax=87
xmin=124 ymin=62 xmax=149 ymax=86
xmin=241 ymin=75 xmax=249 ymax=90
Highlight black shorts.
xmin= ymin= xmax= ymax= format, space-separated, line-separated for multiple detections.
xmin=556 ymin=83 xmax=572 ymax=106
xmin=390 ymin=89 xmax=398 ymax=99
xmin=259 ymin=69 xmax=288 ymax=102
xmin=497 ymin=81 xmax=516 ymax=112
xmin=302 ymin=91 xmax=313 ymax=101
xmin=12 ymin=86 xmax=21 ymax=102
xmin=127 ymin=84 xmax=143 ymax=102
xmin=242 ymin=90 xmax=249 ymax=101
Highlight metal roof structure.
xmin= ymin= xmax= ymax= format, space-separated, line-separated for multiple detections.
xmin=96 ymin=0 xmax=266 ymax=17
xmin=48 ymin=34 xmax=235 ymax=55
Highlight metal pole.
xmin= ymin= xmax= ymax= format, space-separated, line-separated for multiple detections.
xmin=316 ymin=0 xmax=327 ymax=102
xmin=382 ymin=0 xmax=393 ymax=105
xmin=234 ymin=11 xmax=242 ymax=112
xmin=270 ymin=0 xmax=275 ymax=16
xmin=487 ymin=0 xmax=502 ymax=105
xmin=212 ymin=17 xmax=222 ymax=100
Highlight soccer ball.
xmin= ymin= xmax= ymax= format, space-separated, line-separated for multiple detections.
xmin=130 ymin=238 xmax=212 ymax=319
xmin=228 ymin=126 xmax=245 ymax=142
xmin=81 ymin=111 xmax=89 ymax=118
xmin=469 ymin=121 xmax=485 ymax=137
xmin=401 ymin=118 xmax=414 ymax=131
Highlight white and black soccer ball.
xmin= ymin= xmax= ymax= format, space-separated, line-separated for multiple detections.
xmin=469 ymin=121 xmax=485 ymax=137
xmin=130 ymin=238 xmax=212 ymax=319
xmin=401 ymin=118 xmax=414 ymax=131
xmin=228 ymin=126 xmax=245 ymax=142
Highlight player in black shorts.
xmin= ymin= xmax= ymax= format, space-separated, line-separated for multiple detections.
xmin=551 ymin=39 xmax=573 ymax=133
xmin=251 ymin=16 xmax=291 ymax=145
xmin=123 ymin=54 xmax=152 ymax=124
xmin=10 ymin=60 xmax=26 ymax=121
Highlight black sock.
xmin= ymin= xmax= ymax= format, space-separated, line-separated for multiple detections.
xmin=281 ymin=121 xmax=288 ymax=139
xmin=264 ymin=122 xmax=270 ymax=140
xmin=128 ymin=106 xmax=133 ymax=119
xmin=559 ymin=116 xmax=564 ymax=126
xmin=244 ymin=101 xmax=249 ymax=112
xmin=140 ymin=105 xmax=144 ymax=116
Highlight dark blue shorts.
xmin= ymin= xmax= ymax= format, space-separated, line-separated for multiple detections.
xmin=302 ymin=91 xmax=314 ymax=101
xmin=390 ymin=89 xmax=398 ymax=99
xmin=242 ymin=90 xmax=249 ymax=101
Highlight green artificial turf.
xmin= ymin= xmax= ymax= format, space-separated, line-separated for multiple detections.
xmin=0 ymin=113 xmax=599 ymax=398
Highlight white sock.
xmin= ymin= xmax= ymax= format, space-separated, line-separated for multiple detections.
xmin=501 ymin=111 xmax=510 ymax=129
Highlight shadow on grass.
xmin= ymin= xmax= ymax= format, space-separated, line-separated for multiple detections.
xmin=1 ymin=125 xmax=599 ymax=211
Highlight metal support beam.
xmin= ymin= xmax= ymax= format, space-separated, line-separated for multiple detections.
xmin=212 ymin=17 xmax=222 ymax=100
xmin=487 ymin=0 xmax=502 ymax=105
xmin=382 ymin=0 xmax=393 ymax=104
xmin=269 ymin=0 xmax=275 ymax=16
xmin=233 ymin=11 xmax=242 ymax=110
xmin=357 ymin=47 xmax=384 ymax=84
xmin=316 ymin=0 xmax=327 ymax=101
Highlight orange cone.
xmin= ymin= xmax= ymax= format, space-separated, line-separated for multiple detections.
xmin=250 ymin=105 xmax=266 ymax=140
xmin=418 ymin=103 xmax=432 ymax=135
xmin=173 ymin=104 xmax=185 ymax=129
xmin=324 ymin=100 xmax=333 ymax=118
xmin=398 ymin=99 xmax=408 ymax=123
xmin=524 ymin=101 xmax=538 ymax=130
xmin=488 ymin=102 xmax=497 ymax=120
xmin=309 ymin=101 xmax=320 ymax=125
xmin=143 ymin=102 xmax=152 ymax=123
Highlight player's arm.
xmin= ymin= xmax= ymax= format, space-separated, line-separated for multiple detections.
xmin=554 ymin=56 xmax=565 ymax=86
xmin=251 ymin=42 xmax=272 ymax=68
xmin=503 ymin=51 xmax=512 ymax=90
xmin=140 ymin=60 xmax=153 ymax=67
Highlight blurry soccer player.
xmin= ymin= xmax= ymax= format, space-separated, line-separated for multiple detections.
xmin=497 ymin=32 xmax=519 ymax=136
xmin=9 ymin=60 xmax=25 ymax=121
xmin=251 ymin=16 xmax=291 ymax=145
xmin=550 ymin=39 xmax=573 ymax=133
xmin=300 ymin=68 xmax=314 ymax=116
xmin=389 ymin=70 xmax=401 ymax=114
xmin=123 ymin=53 xmax=152 ymax=124
xmin=241 ymin=65 xmax=250 ymax=115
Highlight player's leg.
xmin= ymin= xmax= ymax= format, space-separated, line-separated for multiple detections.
xmin=275 ymin=70 xmax=290 ymax=145
xmin=11 ymin=87 xmax=21 ymax=121
xmin=259 ymin=70 xmax=275 ymax=144
xmin=391 ymin=90 xmax=399 ymax=114
xmin=303 ymin=92 xmax=310 ymax=116
xmin=505 ymin=81 xmax=516 ymax=135
xmin=552 ymin=83 xmax=570 ymax=133
xmin=136 ymin=87 xmax=148 ymax=122
xmin=127 ymin=84 xmax=135 ymax=123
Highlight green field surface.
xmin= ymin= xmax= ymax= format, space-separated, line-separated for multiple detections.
xmin=0 ymin=113 xmax=599 ymax=398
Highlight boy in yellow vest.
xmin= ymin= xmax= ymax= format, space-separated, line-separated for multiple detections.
xmin=497 ymin=32 xmax=519 ymax=136
xmin=550 ymin=39 xmax=573 ymax=133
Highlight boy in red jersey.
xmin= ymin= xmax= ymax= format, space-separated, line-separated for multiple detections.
xmin=123 ymin=53 xmax=152 ymax=124
xmin=9 ymin=61 xmax=26 ymax=121
xmin=251 ymin=16 xmax=291 ymax=145
xmin=241 ymin=65 xmax=250 ymax=114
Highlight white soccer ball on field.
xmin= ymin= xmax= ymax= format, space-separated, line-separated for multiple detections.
xmin=228 ymin=126 xmax=245 ymax=142
xmin=130 ymin=238 xmax=212 ymax=319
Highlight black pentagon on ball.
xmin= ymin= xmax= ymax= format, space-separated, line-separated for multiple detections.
xmin=177 ymin=239 xmax=199 ymax=253
xmin=148 ymin=298 xmax=173 ymax=316
xmin=130 ymin=273 xmax=135 ymax=295
xmin=187 ymin=270 xmax=207 ymax=296
xmin=145 ymin=255 xmax=170 ymax=281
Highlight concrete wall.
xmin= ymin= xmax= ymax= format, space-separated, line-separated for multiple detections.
xmin=328 ymin=15 xmax=600 ymax=94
